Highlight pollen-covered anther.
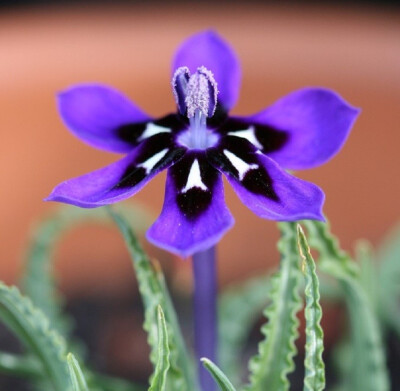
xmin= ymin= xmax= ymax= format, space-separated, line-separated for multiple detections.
xmin=172 ymin=67 xmax=191 ymax=115
xmin=185 ymin=66 xmax=218 ymax=118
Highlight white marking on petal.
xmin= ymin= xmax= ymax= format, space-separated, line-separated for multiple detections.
xmin=182 ymin=159 xmax=208 ymax=193
xmin=228 ymin=126 xmax=263 ymax=150
xmin=138 ymin=123 xmax=171 ymax=141
xmin=137 ymin=148 xmax=169 ymax=174
xmin=223 ymin=149 xmax=258 ymax=181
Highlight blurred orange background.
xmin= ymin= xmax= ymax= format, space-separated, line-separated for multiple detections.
xmin=0 ymin=2 xmax=399 ymax=297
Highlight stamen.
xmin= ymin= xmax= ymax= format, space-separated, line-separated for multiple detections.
xmin=189 ymin=109 xmax=208 ymax=149
xmin=172 ymin=67 xmax=191 ymax=115
xmin=172 ymin=66 xmax=220 ymax=150
xmin=185 ymin=67 xmax=218 ymax=118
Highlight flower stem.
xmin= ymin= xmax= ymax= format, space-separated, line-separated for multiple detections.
xmin=192 ymin=246 xmax=218 ymax=391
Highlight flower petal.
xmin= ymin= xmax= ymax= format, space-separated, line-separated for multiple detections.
xmin=45 ymin=134 xmax=186 ymax=208
xmin=58 ymin=84 xmax=152 ymax=153
xmin=172 ymin=31 xmax=241 ymax=112
xmin=236 ymin=88 xmax=360 ymax=169
xmin=207 ymin=139 xmax=325 ymax=221
xmin=147 ymin=152 xmax=234 ymax=257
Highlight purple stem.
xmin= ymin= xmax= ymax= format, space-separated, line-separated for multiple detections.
xmin=192 ymin=246 xmax=218 ymax=391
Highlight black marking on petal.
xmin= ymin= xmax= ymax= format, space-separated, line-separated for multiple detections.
xmin=206 ymin=135 xmax=258 ymax=180
xmin=241 ymin=167 xmax=279 ymax=201
xmin=116 ymin=122 xmax=147 ymax=145
xmin=134 ymin=133 xmax=173 ymax=164
xmin=154 ymin=114 xmax=188 ymax=134
xmin=206 ymin=147 xmax=240 ymax=179
xmin=216 ymin=118 xmax=289 ymax=154
xmin=115 ymin=114 xmax=188 ymax=145
xmin=171 ymin=152 xmax=218 ymax=220
xmin=176 ymin=188 xmax=213 ymax=220
xmin=112 ymin=134 xmax=186 ymax=190
xmin=112 ymin=166 xmax=147 ymax=189
xmin=219 ymin=135 xmax=258 ymax=158
xmin=254 ymin=126 xmax=289 ymax=154
xmin=207 ymin=102 xmax=229 ymax=128
xmin=206 ymin=145 xmax=279 ymax=202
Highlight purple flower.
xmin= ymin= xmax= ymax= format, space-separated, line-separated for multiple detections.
xmin=46 ymin=31 xmax=359 ymax=257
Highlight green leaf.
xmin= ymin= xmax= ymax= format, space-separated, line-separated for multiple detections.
xmin=21 ymin=205 xmax=151 ymax=343
xmin=245 ymin=222 xmax=303 ymax=391
xmin=14 ymin=205 xmax=151 ymax=391
xmin=303 ymin=220 xmax=389 ymax=391
xmin=342 ymin=278 xmax=389 ymax=391
xmin=0 ymin=350 xmax=145 ymax=391
xmin=297 ymin=225 xmax=325 ymax=391
xmin=0 ymin=352 xmax=41 ymax=377
xmin=218 ymin=272 xmax=340 ymax=386
xmin=91 ymin=374 xmax=146 ymax=391
xmin=330 ymin=337 xmax=353 ymax=391
xmin=218 ymin=275 xmax=270 ymax=384
xmin=356 ymin=240 xmax=378 ymax=311
xmin=377 ymin=223 xmax=400 ymax=337
xmin=0 ymin=282 xmax=70 ymax=391
xmin=109 ymin=207 xmax=197 ymax=391
xmin=67 ymin=353 xmax=89 ymax=391
xmin=301 ymin=220 xmax=359 ymax=278
xmin=149 ymin=306 xmax=170 ymax=391
xmin=201 ymin=358 xmax=237 ymax=391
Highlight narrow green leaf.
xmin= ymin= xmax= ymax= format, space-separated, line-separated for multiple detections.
xmin=303 ymin=220 xmax=389 ymax=391
xmin=0 ymin=283 xmax=70 ymax=391
xmin=149 ymin=306 xmax=170 ymax=391
xmin=297 ymin=225 xmax=325 ymax=391
xmin=245 ymin=222 xmax=303 ymax=391
xmin=356 ymin=240 xmax=378 ymax=311
xmin=342 ymin=279 xmax=389 ymax=391
xmin=330 ymin=337 xmax=353 ymax=391
xmin=21 ymin=205 xmax=151 ymax=342
xmin=109 ymin=207 xmax=197 ymax=391
xmin=218 ymin=272 xmax=340 ymax=386
xmin=301 ymin=220 xmax=359 ymax=278
xmin=201 ymin=358 xmax=237 ymax=391
xmin=67 ymin=353 xmax=89 ymax=391
xmin=0 ymin=352 xmax=41 ymax=377
xmin=15 ymin=204 xmax=151 ymax=391
xmin=0 ymin=351 xmax=145 ymax=391
xmin=377 ymin=223 xmax=400 ymax=337
xmin=91 ymin=374 xmax=146 ymax=391
xmin=218 ymin=276 xmax=270 ymax=384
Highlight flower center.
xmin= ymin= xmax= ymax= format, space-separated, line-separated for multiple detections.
xmin=172 ymin=66 xmax=219 ymax=150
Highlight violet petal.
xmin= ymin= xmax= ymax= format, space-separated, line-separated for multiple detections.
xmin=58 ymin=84 xmax=152 ymax=153
xmin=242 ymin=88 xmax=360 ymax=169
xmin=147 ymin=152 xmax=234 ymax=257
xmin=208 ymin=144 xmax=325 ymax=221
xmin=45 ymin=134 xmax=186 ymax=208
xmin=172 ymin=30 xmax=241 ymax=112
